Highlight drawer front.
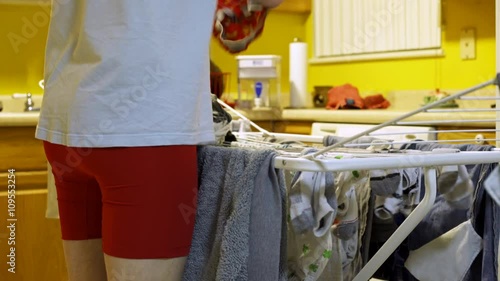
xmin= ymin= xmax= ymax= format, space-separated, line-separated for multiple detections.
xmin=0 ymin=127 xmax=47 ymax=171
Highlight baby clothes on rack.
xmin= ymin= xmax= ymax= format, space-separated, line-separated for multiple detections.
xmin=287 ymin=169 xmax=336 ymax=281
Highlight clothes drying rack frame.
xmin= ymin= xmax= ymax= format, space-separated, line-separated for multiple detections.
xmin=218 ymin=74 xmax=500 ymax=281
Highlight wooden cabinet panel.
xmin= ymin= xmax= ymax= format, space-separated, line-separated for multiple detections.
xmin=281 ymin=121 xmax=313 ymax=135
xmin=437 ymin=126 xmax=496 ymax=145
xmin=0 ymin=171 xmax=47 ymax=191
xmin=274 ymin=0 xmax=311 ymax=13
xmin=0 ymin=190 xmax=68 ymax=281
xmin=0 ymin=126 xmax=47 ymax=192
xmin=0 ymin=127 xmax=47 ymax=171
xmin=0 ymin=0 xmax=50 ymax=5
xmin=253 ymin=120 xmax=313 ymax=135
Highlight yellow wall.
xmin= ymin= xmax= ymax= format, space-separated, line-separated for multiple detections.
xmin=305 ymin=0 xmax=496 ymax=93
xmin=0 ymin=1 xmax=496 ymax=98
xmin=0 ymin=4 xmax=48 ymax=95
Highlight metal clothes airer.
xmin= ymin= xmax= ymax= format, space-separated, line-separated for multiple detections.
xmin=218 ymin=74 xmax=500 ymax=281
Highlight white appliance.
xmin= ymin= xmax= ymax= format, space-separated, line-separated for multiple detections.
xmin=311 ymin=122 xmax=436 ymax=142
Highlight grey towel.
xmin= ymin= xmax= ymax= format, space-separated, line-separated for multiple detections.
xmin=182 ymin=145 xmax=286 ymax=281
xmin=248 ymin=150 xmax=288 ymax=281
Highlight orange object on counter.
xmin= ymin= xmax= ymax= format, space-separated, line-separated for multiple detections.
xmin=364 ymin=94 xmax=391 ymax=109
xmin=326 ymin=84 xmax=365 ymax=109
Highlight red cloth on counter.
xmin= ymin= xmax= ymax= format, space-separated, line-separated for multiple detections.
xmin=326 ymin=84 xmax=365 ymax=109
xmin=364 ymin=94 xmax=391 ymax=109
xmin=213 ymin=0 xmax=268 ymax=53
xmin=325 ymin=84 xmax=391 ymax=110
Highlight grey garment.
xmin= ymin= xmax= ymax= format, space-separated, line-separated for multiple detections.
xmin=408 ymin=195 xmax=470 ymax=250
xmin=439 ymin=166 xmax=474 ymax=210
xmin=342 ymin=173 xmax=371 ymax=281
xmin=399 ymin=141 xmax=494 ymax=154
xmin=401 ymin=142 xmax=498 ymax=280
xmin=484 ymin=166 xmax=500 ymax=207
xmin=248 ymin=153 xmax=287 ymax=281
xmin=467 ymin=161 xmax=499 ymax=281
xmin=401 ymin=167 xmax=421 ymax=190
xmin=211 ymin=94 xmax=233 ymax=144
xmin=316 ymin=173 xmax=371 ymax=281
xmin=182 ymin=146 xmax=284 ymax=281
xmin=288 ymin=172 xmax=316 ymax=234
xmin=289 ymin=148 xmax=337 ymax=236
xmin=286 ymin=171 xmax=337 ymax=281
xmin=369 ymin=169 xmax=401 ymax=197
xmin=323 ymin=135 xmax=391 ymax=148
xmin=402 ymin=141 xmax=493 ymax=250
xmin=211 ymin=94 xmax=232 ymax=124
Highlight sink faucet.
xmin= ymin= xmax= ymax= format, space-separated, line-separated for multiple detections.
xmin=12 ymin=93 xmax=40 ymax=112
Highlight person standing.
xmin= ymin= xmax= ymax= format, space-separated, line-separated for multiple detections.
xmin=36 ymin=0 xmax=283 ymax=280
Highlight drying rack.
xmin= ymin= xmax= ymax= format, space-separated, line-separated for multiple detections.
xmin=218 ymin=74 xmax=500 ymax=281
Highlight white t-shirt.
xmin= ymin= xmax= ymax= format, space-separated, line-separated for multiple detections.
xmin=36 ymin=0 xmax=217 ymax=147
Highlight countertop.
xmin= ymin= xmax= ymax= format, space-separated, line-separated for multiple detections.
xmin=229 ymin=107 xmax=497 ymax=128
xmin=281 ymin=108 xmax=497 ymax=128
xmin=0 ymin=112 xmax=40 ymax=127
xmin=1 ymin=108 xmax=497 ymax=128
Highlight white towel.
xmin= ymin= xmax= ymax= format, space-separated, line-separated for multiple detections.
xmin=405 ymin=220 xmax=482 ymax=281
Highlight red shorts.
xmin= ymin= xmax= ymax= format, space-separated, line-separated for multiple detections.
xmin=43 ymin=141 xmax=198 ymax=259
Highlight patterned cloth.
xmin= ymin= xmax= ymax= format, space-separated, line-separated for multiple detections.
xmin=213 ymin=0 xmax=268 ymax=53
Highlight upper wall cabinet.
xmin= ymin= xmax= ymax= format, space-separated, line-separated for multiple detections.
xmin=0 ymin=0 xmax=50 ymax=5
xmin=274 ymin=0 xmax=311 ymax=13
xmin=0 ymin=0 xmax=311 ymax=12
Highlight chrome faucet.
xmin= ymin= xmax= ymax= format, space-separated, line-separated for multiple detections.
xmin=12 ymin=93 xmax=40 ymax=112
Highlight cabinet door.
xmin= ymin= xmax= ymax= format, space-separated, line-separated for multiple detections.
xmin=437 ymin=126 xmax=496 ymax=145
xmin=0 ymin=0 xmax=50 ymax=5
xmin=274 ymin=0 xmax=311 ymax=13
xmin=0 ymin=190 xmax=68 ymax=281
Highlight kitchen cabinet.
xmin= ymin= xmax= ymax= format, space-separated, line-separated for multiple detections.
xmin=1 ymin=0 xmax=312 ymax=12
xmin=0 ymin=0 xmax=50 ymax=5
xmin=0 ymin=126 xmax=68 ymax=281
xmin=255 ymin=120 xmax=313 ymax=134
xmin=0 ymin=126 xmax=47 ymax=190
xmin=274 ymin=0 xmax=311 ymax=13
xmin=436 ymin=126 xmax=497 ymax=145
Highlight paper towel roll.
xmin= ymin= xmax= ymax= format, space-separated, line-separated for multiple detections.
xmin=289 ymin=41 xmax=308 ymax=108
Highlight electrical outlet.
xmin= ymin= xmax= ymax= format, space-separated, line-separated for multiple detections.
xmin=460 ymin=28 xmax=476 ymax=60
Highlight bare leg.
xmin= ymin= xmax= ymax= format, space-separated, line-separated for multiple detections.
xmin=104 ymin=254 xmax=187 ymax=281
xmin=62 ymin=239 xmax=107 ymax=281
